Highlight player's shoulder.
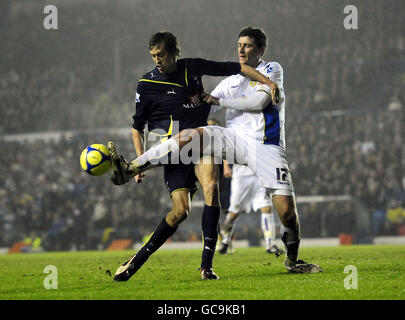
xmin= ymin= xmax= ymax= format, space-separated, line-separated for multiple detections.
xmin=261 ymin=61 xmax=283 ymax=75
xmin=181 ymin=57 xmax=201 ymax=68
xmin=222 ymin=73 xmax=240 ymax=84
xmin=213 ymin=74 xmax=238 ymax=92
xmin=175 ymin=58 xmax=201 ymax=74
xmin=136 ymin=69 xmax=158 ymax=92
xmin=177 ymin=58 xmax=187 ymax=68
xmin=140 ymin=69 xmax=157 ymax=81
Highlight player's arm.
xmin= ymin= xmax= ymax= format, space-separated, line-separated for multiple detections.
xmin=132 ymin=88 xmax=149 ymax=182
xmin=239 ymin=64 xmax=280 ymax=104
xmin=132 ymin=128 xmax=144 ymax=157
xmin=203 ymin=87 xmax=279 ymax=111
xmin=190 ymin=58 xmax=279 ymax=104
xmin=131 ymin=128 xmax=146 ymax=183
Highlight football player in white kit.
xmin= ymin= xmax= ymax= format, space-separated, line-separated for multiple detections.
xmin=108 ymin=27 xmax=322 ymax=273
xmin=218 ymin=163 xmax=285 ymax=257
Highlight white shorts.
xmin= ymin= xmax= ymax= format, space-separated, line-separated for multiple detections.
xmin=201 ymin=126 xmax=295 ymax=196
xmin=228 ymin=174 xmax=272 ymax=214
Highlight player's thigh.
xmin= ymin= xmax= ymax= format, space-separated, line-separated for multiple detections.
xmin=246 ymin=142 xmax=294 ymax=193
xmin=200 ymin=126 xmax=247 ymax=165
xmin=164 ymin=163 xmax=198 ymax=202
xmin=176 ymin=127 xmax=205 ymax=149
xmin=194 ymin=156 xmax=220 ymax=206
xmin=194 ymin=156 xmax=219 ymax=185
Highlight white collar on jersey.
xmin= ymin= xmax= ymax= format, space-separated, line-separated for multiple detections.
xmin=256 ymin=60 xmax=267 ymax=70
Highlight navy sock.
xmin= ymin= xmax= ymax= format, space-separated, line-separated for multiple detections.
xmin=136 ymin=218 xmax=178 ymax=263
xmin=201 ymin=205 xmax=220 ymax=269
xmin=280 ymin=224 xmax=300 ymax=261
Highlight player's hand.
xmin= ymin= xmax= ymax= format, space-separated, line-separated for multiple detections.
xmin=262 ymin=77 xmax=280 ymax=105
xmin=134 ymin=172 xmax=146 ymax=183
xmin=270 ymin=86 xmax=280 ymax=105
xmin=189 ymin=93 xmax=203 ymax=106
xmin=223 ymin=166 xmax=232 ymax=178
xmin=202 ymin=93 xmax=220 ymax=105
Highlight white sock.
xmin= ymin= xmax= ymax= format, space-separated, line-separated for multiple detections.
xmin=136 ymin=137 xmax=180 ymax=167
xmin=222 ymin=214 xmax=238 ymax=243
xmin=261 ymin=212 xmax=276 ymax=249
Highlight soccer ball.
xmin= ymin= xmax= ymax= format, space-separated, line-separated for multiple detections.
xmin=80 ymin=144 xmax=111 ymax=176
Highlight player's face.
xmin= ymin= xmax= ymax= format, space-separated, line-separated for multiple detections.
xmin=150 ymin=44 xmax=177 ymax=74
xmin=238 ymin=36 xmax=264 ymax=68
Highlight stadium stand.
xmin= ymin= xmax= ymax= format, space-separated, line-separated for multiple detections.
xmin=0 ymin=0 xmax=404 ymax=250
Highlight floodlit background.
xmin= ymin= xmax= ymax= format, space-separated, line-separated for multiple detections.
xmin=0 ymin=0 xmax=404 ymax=251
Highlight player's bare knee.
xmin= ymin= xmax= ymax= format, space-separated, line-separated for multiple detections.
xmin=167 ymin=205 xmax=189 ymax=226
xmin=177 ymin=128 xmax=201 ymax=147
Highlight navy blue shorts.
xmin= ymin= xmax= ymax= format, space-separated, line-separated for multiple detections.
xmin=163 ymin=163 xmax=199 ymax=197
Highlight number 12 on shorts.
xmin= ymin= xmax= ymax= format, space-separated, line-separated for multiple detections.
xmin=276 ymin=168 xmax=289 ymax=184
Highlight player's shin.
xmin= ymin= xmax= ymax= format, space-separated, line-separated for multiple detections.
xmin=201 ymin=205 xmax=220 ymax=269
xmin=135 ymin=218 xmax=178 ymax=264
xmin=280 ymin=220 xmax=300 ymax=262
xmin=134 ymin=137 xmax=181 ymax=170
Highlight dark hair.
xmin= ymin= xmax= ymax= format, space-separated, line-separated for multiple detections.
xmin=238 ymin=27 xmax=268 ymax=52
xmin=149 ymin=31 xmax=181 ymax=57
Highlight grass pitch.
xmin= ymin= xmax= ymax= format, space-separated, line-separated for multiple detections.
xmin=0 ymin=245 xmax=403 ymax=300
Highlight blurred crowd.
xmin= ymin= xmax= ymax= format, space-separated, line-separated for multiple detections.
xmin=0 ymin=0 xmax=404 ymax=249
xmin=0 ymin=134 xmax=173 ymax=250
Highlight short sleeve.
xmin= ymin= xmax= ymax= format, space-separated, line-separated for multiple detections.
xmin=210 ymin=78 xmax=228 ymax=99
xmin=263 ymin=62 xmax=283 ymax=88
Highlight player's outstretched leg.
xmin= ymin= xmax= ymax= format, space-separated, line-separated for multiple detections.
xmin=114 ymin=253 xmax=144 ymax=281
xmin=108 ymin=129 xmax=205 ymax=186
xmin=114 ymin=217 xmax=179 ymax=281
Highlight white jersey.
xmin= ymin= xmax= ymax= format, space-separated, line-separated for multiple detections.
xmin=211 ymin=60 xmax=286 ymax=150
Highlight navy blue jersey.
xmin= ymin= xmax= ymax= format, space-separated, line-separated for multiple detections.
xmin=132 ymin=58 xmax=241 ymax=136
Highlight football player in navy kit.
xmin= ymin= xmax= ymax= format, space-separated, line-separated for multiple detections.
xmin=113 ymin=31 xmax=279 ymax=281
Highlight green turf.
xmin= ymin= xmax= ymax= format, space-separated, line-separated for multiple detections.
xmin=0 ymin=245 xmax=403 ymax=300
